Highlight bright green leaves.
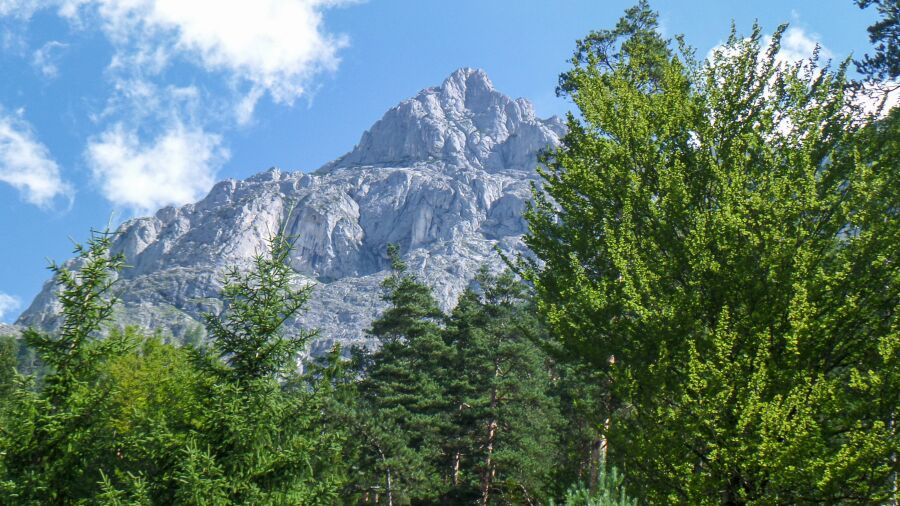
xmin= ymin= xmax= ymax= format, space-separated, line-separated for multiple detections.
xmin=526 ymin=2 xmax=898 ymax=503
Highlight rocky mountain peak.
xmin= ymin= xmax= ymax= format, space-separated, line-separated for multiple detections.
xmin=323 ymin=67 xmax=564 ymax=172
xmin=437 ymin=67 xmax=499 ymax=110
xmin=15 ymin=69 xmax=564 ymax=354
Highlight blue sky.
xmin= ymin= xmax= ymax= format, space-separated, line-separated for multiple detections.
xmin=0 ymin=0 xmax=884 ymax=322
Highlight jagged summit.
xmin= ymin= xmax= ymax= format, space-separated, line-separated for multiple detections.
xmin=16 ymin=69 xmax=564 ymax=353
xmin=322 ymin=67 xmax=564 ymax=172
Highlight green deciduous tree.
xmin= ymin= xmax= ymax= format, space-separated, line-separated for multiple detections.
xmin=93 ymin=329 xmax=206 ymax=504
xmin=525 ymin=1 xmax=899 ymax=503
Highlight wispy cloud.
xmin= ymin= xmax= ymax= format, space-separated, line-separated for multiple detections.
xmin=85 ymin=121 xmax=228 ymax=214
xmin=0 ymin=0 xmax=41 ymax=19
xmin=0 ymin=292 xmax=21 ymax=323
xmin=31 ymin=40 xmax=68 ymax=78
xmin=0 ymin=109 xmax=73 ymax=208
xmin=708 ymin=27 xmax=833 ymax=68
xmin=765 ymin=27 xmax=833 ymax=66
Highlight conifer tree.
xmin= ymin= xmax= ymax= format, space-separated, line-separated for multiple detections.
xmin=177 ymin=227 xmax=348 ymax=504
xmin=352 ymin=244 xmax=455 ymax=504
xmin=855 ymin=0 xmax=899 ymax=80
xmin=0 ymin=336 xmax=16 ymax=399
xmin=0 ymin=229 xmax=129 ymax=504
xmin=204 ymin=231 xmax=315 ymax=381
xmin=443 ymin=269 xmax=562 ymax=505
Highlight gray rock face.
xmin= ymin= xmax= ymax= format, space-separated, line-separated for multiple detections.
xmin=0 ymin=323 xmax=21 ymax=338
xmin=323 ymin=68 xmax=564 ymax=173
xmin=17 ymin=68 xmax=562 ymax=353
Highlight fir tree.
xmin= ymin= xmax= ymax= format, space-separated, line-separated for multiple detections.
xmin=178 ymin=226 xmax=348 ymax=504
xmin=0 ymin=229 xmax=129 ymax=504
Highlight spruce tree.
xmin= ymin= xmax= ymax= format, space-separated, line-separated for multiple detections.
xmin=178 ymin=228 xmax=347 ymax=504
xmin=0 ymin=229 xmax=129 ymax=504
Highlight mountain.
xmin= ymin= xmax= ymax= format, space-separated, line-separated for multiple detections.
xmin=0 ymin=323 xmax=19 ymax=338
xmin=15 ymin=68 xmax=564 ymax=354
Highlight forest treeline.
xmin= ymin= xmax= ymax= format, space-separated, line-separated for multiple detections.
xmin=1 ymin=1 xmax=898 ymax=504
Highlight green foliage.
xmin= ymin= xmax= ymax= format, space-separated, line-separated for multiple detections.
xmin=346 ymin=243 xmax=454 ymax=503
xmin=337 ymin=257 xmax=576 ymax=505
xmin=526 ymin=2 xmax=898 ymax=503
xmin=0 ymin=229 xmax=131 ymax=504
xmin=177 ymin=225 xmax=347 ymax=503
xmin=0 ymin=226 xmax=350 ymax=504
xmin=93 ymin=329 xmax=205 ymax=503
xmin=97 ymin=469 xmax=152 ymax=506
xmin=443 ymin=269 xmax=562 ymax=504
xmin=0 ymin=336 xmax=15 ymax=398
xmin=25 ymin=229 xmax=127 ymax=397
xmin=546 ymin=344 xmax=614 ymax=499
xmin=204 ymin=230 xmax=315 ymax=381
xmin=550 ymin=463 xmax=636 ymax=506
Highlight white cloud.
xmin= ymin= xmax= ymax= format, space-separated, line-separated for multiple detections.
xmin=62 ymin=0 xmax=351 ymax=121
xmin=765 ymin=27 xmax=833 ymax=67
xmin=0 ymin=0 xmax=354 ymax=214
xmin=0 ymin=292 xmax=21 ymax=322
xmin=0 ymin=110 xmax=73 ymax=207
xmin=86 ymin=121 xmax=228 ymax=214
xmin=32 ymin=40 xmax=68 ymax=78
xmin=851 ymin=80 xmax=900 ymax=120
xmin=708 ymin=27 xmax=833 ymax=69
xmin=236 ymin=86 xmax=265 ymax=127
xmin=0 ymin=0 xmax=40 ymax=18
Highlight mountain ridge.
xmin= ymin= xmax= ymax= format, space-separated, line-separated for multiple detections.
xmin=14 ymin=68 xmax=563 ymax=353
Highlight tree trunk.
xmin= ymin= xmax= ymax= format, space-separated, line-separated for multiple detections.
xmin=589 ymin=437 xmax=601 ymax=493
xmin=480 ymin=418 xmax=497 ymax=506
xmin=386 ymin=468 xmax=393 ymax=506
xmin=453 ymin=402 xmax=467 ymax=487
xmin=891 ymin=413 xmax=898 ymax=506
xmin=378 ymin=447 xmax=393 ymax=506
xmin=481 ymin=363 xmax=501 ymax=505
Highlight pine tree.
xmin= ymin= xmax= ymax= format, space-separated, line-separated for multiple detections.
xmin=351 ymin=244 xmax=455 ymax=504
xmin=855 ymin=0 xmax=899 ymax=80
xmin=443 ymin=269 xmax=562 ymax=505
